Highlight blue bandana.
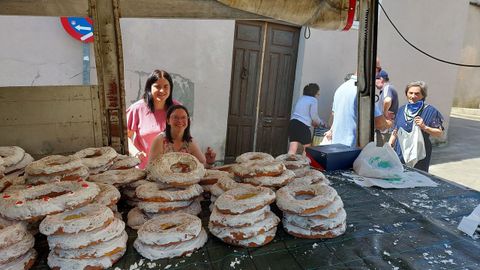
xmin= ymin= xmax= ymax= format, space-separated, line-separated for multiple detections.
xmin=404 ymin=100 xmax=424 ymax=122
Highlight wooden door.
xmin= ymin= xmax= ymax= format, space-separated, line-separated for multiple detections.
xmin=225 ymin=21 xmax=299 ymax=162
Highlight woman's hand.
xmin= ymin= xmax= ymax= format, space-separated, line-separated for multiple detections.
xmin=414 ymin=116 xmax=426 ymax=130
xmin=205 ymin=147 xmax=216 ymax=165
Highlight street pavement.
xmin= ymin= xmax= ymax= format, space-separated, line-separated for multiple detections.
xmin=430 ymin=112 xmax=480 ymax=191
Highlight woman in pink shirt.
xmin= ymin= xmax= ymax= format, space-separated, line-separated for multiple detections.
xmin=149 ymin=105 xmax=216 ymax=167
xmin=126 ymin=70 xmax=181 ymax=169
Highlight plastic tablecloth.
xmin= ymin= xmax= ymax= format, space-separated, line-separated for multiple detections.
xmin=31 ymin=169 xmax=480 ymax=269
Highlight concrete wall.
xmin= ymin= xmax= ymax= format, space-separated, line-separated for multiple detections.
xmin=0 ymin=16 xmax=97 ymax=86
xmin=120 ymin=19 xmax=235 ymax=158
xmin=293 ymin=28 xmax=358 ymax=123
xmin=454 ymin=3 xmax=480 ymax=108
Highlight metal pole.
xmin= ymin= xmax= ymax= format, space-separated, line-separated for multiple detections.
xmin=356 ymin=0 xmax=379 ymax=147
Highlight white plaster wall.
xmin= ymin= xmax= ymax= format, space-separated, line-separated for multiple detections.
xmin=120 ymin=19 xmax=235 ymax=159
xmin=0 ymin=16 xmax=97 ymax=86
xmin=293 ymin=28 xmax=358 ymax=123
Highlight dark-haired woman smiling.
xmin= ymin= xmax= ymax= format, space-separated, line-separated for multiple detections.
xmin=148 ymin=105 xmax=216 ymax=167
xmin=126 ymin=70 xmax=181 ymax=168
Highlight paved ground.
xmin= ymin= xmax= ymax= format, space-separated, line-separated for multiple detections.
xmin=430 ymin=112 xmax=480 ymax=191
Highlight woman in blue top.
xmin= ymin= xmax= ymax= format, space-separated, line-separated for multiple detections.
xmin=287 ymin=83 xmax=323 ymax=155
xmin=388 ymin=81 xmax=444 ymax=172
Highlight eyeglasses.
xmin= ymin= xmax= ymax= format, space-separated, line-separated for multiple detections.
xmin=171 ymin=116 xmax=189 ymax=121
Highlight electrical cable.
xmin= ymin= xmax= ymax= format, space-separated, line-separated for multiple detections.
xmin=379 ymin=3 xmax=480 ymax=68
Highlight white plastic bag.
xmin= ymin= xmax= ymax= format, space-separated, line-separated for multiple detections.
xmin=397 ymin=124 xmax=426 ymax=167
xmin=353 ymin=142 xmax=404 ymax=179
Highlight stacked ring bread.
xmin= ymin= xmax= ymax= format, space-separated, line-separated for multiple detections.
xmin=73 ymin=147 xmax=118 ymax=175
xmin=120 ymin=179 xmax=150 ymax=207
xmin=209 ymin=175 xmax=252 ymax=211
xmin=275 ymin=154 xmax=311 ymax=177
xmin=134 ymin=213 xmax=207 ymax=260
xmin=232 ymin=157 xmax=294 ymax=189
xmin=0 ymin=219 xmax=37 ymax=270
xmin=108 ymin=154 xmax=140 ymax=170
xmin=0 ymin=180 xmax=100 ymax=222
xmin=128 ymin=153 xmax=205 ymax=229
xmin=39 ymin=203 xmax=127 ymax=270
xmin=276 ymin=183 xmax=346 ymax=239
xmin=88 ymin=167 xmax=146 ymax=188
xmin=127 ymin=181 xmax=203 ymax=230
xmin=0 ymin=146 xmax=34 ymax=177
xmin=288 ymin=169 xmax=331 ymax=186
xmin=24 ymin=155 xmax=89 ymax=185
xmin=199 ymin=169 xmax=231 ymax=195
xmin=209 ymin=186 xmax=279 ymax=247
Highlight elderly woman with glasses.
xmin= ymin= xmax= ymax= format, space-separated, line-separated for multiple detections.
xmin=388 ymin=81 xmax=444 ymax=172
xmin=148 ymin=104 xmax=216 ymax=167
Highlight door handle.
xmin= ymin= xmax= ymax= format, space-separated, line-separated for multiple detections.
xmin=264 ymin=118 xmax=272 ymax=123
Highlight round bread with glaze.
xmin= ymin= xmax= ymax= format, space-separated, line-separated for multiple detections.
xmin=210 ymin=176 xmax=251 ymax=198
xmin=134 ymin=228 xmax=207 ymax=260
xmin=136 ymin=181 xmax=203 ymax=202
xmin=0 ymin=232 xmax=34 ymax=264
xmin=210 ymin=164 xmax=234 ymax=173
xmin=296 ymin=195 xmax=344 ymax=218
xmin=0 ymin=181 xmax=100 ymax=221
xmin=283 ymin=220 xmax=346 ymax=239
xmin=0 ymin=248 xmax=36 ymax=270
xmin=231 ymin=160 xmax=285 ymax=178
xmin=222 ymin=227 xmax=277 ymax=247
xmin=47 ymin=217 xmax=124 ymax=250
xmin=147 ymin=152 xmax=206 ymax=186
xmin=109 ymin=154 xmax=140 ymax=170
xmin=47 ymin=245 xmax=125 ymax=270
xmin=236 ymin=152 xmax=274 ymax=163
xmin=4 ymin=153 xmax=34 ymax=175
xmin=25 ymin=165 xmax=89 ymax=185
xmin=137 ymin=199 xmax=194 ymax=213
xmin=137 ymin=213 xmax=202 ymax=246
xmin=283 ymin=208 xmax=347 ymax=231
xmin=127 ymin=200 xmax=202 ymax=230
xmin=275 ymin=154 xmax=310 ymax=169
xmin=200 ymin=170 xmax=231 ymax=186
xmin=289 ymin=169 xmax=330 ymax=186
xmin=276 ymin=183 xmax=337 ymax=215
xmin=53 ymin=230 xmax=127 ymax=259
xmin=215 ymin=186 xmax=275 ymax=215
xmin=88 ymin=167 xmax=146 ymax=187
xmin=39 ymin=203 xmax=114 ymax=235
xmin=209 ymin=211 xmax=279 ymax=240
xmin=93 ymin=183 xmax=121 ymax=207
xmin=24 ymin=155 xmax=83 ymax=176
xmin=73 ymin=146 xmax=118 ymax=171
xmin=242 ymin=169 xmax=295 ymax=188
xmin=209 ymin=204 xmax=270 ymax=228
xmin=0 ymin=146 xmax=25 ymax=168
xmin=0 ymin=221 xmax=28 ymax=249
xmin=291 ymin=166 xmax=311 ymax=178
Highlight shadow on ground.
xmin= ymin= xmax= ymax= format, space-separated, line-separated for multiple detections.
xmin=431 ymin=116 xmax=480 ymax=165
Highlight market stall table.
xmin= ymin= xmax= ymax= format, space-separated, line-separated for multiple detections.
xmin=30 ymin=169 xmax=480 ymax=269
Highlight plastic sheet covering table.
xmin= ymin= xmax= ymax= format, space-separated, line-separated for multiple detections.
xmin=30 ymin=169 xmax=480 ymax=270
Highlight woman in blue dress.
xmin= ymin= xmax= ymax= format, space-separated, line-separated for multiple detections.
xmin=388 ymin=81 xmax=444 ymax=172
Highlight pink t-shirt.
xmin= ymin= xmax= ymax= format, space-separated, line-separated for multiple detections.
xmin=126 ymin=99 xmax=180 ymax=168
